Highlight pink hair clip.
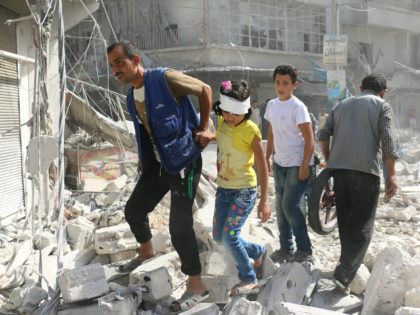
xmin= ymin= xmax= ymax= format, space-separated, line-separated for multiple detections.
xmin=221 ymin=81 xmax=232 ymax=92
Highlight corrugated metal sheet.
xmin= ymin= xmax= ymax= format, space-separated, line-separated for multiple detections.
xmin=0 ymin=5 xmax=24 ymax=219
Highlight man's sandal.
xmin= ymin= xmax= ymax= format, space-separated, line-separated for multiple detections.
xmin=170 ymin=290 xmax=210 ymax=313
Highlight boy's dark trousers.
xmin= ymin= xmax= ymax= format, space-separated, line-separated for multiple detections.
xmin=124 ymin=156 xmax=202 ymax=276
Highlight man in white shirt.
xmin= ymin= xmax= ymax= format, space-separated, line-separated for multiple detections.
xmin=265 ymin=64 xmax=314 ymax=263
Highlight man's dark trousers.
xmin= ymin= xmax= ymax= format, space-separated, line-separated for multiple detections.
xmin=125 ymin=156 xmax=202 ymax=276
xmin=333 ymin=169 xmax=380 ymax=286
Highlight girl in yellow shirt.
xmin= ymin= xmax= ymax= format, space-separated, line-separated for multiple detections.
xmin=211 ymin=80 xmax=271 ymax=296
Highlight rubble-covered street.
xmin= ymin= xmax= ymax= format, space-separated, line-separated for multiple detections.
xmin=0 ymin=130 xmax=419 ymax=314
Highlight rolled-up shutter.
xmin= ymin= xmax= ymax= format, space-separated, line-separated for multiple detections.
xmin=0 ymin=6 xmax=24 ymax=219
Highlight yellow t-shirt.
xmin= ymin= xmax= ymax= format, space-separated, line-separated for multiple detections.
xmin=216 ymin=116 xmax=262 ymax=189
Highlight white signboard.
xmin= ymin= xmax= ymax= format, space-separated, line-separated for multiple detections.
xmin=323 ymin=34 xmax=348 ymax=65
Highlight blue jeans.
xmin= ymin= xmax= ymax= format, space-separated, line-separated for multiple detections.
xmin=274 ymin=163 xmax=312 ymax=255
xmin=213 ymin=187 xmax=266 ymax=284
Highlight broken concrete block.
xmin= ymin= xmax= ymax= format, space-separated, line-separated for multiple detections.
xmin=87 ymin=209 xmax=102 ymax=224
xmin=257 ymin=262 xmax=312 ymax=311
xmin=58 ymin=263 xmax=109 ymax=303
xmin=109 ymin=249 xmax=137 ymax=263
xmin=83 ymin=178 xmax=108 ymax=192
xmin=223 ymin=296 xmax=263 ymax=315
xmin=67 ymin=216 xmax=95 ymax=250
xmin=395 ymin=307 xmax=420 ymax=315
xmin=33 ymin=231 xmax=56 ymax=250
xmin=69 ymin=201 xmax=91 ymax=216
xmin=362 ymin=247 xmax=411 ymax=315
xmin=94 ymin=223 xmax=138 ymax=254
xmin=277 ymin=302 xmax=346 ymax=314
xmin=7 ymin=240 xmax=32 ymax=273
xmin=310 ymin=278 xmax=362 ymax=313
xmin=90 ymin=254 xmax=111 ymax=266
xmin=406 ymin=287 xmax=420 ymax=308
xmin=9 ymin=286 xmax=48 ymax=313
xmin=202 ymin=250 xmax=237 ymax=276
xmin=106 ymin=175 xmax=128 ymax=191
xmin=56 ymin=291 xmax=141 ymax=315
xmin=179 ymin=302 xmax=219 ymax=315
xmin=107 ymin=210 xmax=125 ymax=226
xmin=349 ymin=264 xmax=370 ymax=295
xmin=202 ymin=275 xmax=238 ymax=303
xmin=129 ymin=266 xmax=172 ymax=300
xmin=152 ymin=230 xmax=173 ymax=254
xmin=63 ymin=249 xmax=96 ymax=271
xmin=395 ymin=206 xmax=417 ymax=222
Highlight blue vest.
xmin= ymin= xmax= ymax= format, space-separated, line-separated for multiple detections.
xmin=126 ymin=67 xmax=202 ymax=175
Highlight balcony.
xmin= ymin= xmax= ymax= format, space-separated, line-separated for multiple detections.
xmin=341 ymin=1 xmax=420 ymax=33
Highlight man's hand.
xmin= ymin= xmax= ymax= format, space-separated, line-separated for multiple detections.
xmin=385 ymin=174 xmax=398 ymax=199
xmin=257 ymin=200 xmax=271 ymax=223
xmin=299 ymin=165 xmax=310 ymax=181
xmin=194 ymin=130 xmax=213 ymax=149
xmin=137 ymin=161 xmax=142 ymax=176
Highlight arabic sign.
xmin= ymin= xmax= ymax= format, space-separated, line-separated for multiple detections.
xmin=327 ymin=70 xmax=347 ymax=110
xmin=323 ymin=34 xmax=348 ymax=65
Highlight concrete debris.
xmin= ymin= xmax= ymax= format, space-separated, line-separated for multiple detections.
xmin=94 ymin=223 xmax=138 ymax=254
xmin=179 ymin=302 xmax=219 ymax=315
xmin=0 ymin=128 xmax=420 ymax=314
xmin=395 ymin=307 xmax=420 ymax=315
xmin=58 ymin=263 xmax=109 ymax=303
xmin=222 ymin=296 xmax=263 ymax=315
xmin=277 ymin=302 xmax=347 ymax=314
xmin=362 ymin=247 xmax=420 ymax=315
xmin=257 ymin=262 xmax=313 ymax=312
xmin=9 ymin=286 xmax=48 ymax=313
xmin=129 ymin=266 xmax=173 ymax=300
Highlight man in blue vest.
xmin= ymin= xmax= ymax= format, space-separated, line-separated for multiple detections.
xmin=319 ymin=73 xmax=398 ymax=295
xmin=107 ymin=41 xmax=212 ymax=312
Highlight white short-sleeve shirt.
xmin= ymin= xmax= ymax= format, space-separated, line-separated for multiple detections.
xmin=264 ymin=95 xmax=314 ymax=167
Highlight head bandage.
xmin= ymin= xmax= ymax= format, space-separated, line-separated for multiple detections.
xmin=219 ymin=94 xmax=251 ymax=115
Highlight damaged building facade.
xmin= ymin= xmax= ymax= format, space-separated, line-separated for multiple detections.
xmin=67 ymin=0 xmax=420 ymax=128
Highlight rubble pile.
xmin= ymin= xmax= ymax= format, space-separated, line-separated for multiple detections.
xmin=0 ymin=130 xmax=419 ymax=314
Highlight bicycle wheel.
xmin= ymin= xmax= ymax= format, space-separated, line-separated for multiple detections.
xmin=308 ymin=168 xmax=337 ymax=235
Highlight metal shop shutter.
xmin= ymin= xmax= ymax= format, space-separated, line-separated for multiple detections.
xmin=0 ymin=6 xmax=24 ymax=219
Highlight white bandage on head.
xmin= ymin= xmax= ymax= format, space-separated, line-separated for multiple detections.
xmin=219 ymin=94 xmax=251 ymax=115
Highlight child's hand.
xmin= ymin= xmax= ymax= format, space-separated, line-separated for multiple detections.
xmin=257 ymin=200 xmax=271 ymax=223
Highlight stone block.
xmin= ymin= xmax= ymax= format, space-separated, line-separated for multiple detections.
xmin=33 ymin=231 xmax=56 ymax=250
xmin=257 ymin=262 xmax=312 ymax=311
xmin=395 ymin=307 xmax=420 ymax=315
xmin=180 ymin=302 xmax=219 ymax=315
xmin=106 ymin=175 xmax=128 ymax=191
xmin=90 ymin=254 xmax=111 ymax=265
xmin=152 ymin=230 xmax=173 ymax=254
xmin=222 ymin=296 xmax=263 ymax=315
xmin=9 ymin=286 xmax=48 ymax=313
xmin=94 ymin=223 xmax=138 ymax=254
xmin=129 ymin=266 xmax=172 ymax=300
xmin=58 ymin=263 xmax=109 ymax=303
xmin=63 ymin=249 xmax=96 ymax=271
xmin=109 ymin=250 xmax=137 ymax=263
xmin=349 ymin=264 xmax=370 ymax=295
xmin=69 ymin=201 xmax=91 ymax=216
xmin=395 ymin=206 xmax=417 ymax=222
xmin=362 ymin=247 xmax=411 ymax=315
xmin=406 ymin=287 xmax=420 ymax=308
xmin=202 ymin=275 xmax=238 ymax=303
xmin=203 ymin=250 xmax=237 ymax=276
xmin=67 ymin=216 xmax=95 ymax=250
xmin=277 ymin=302 xmax=346 ymax=314
xmin=57 ymin=292 xmax=141 ymax=315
